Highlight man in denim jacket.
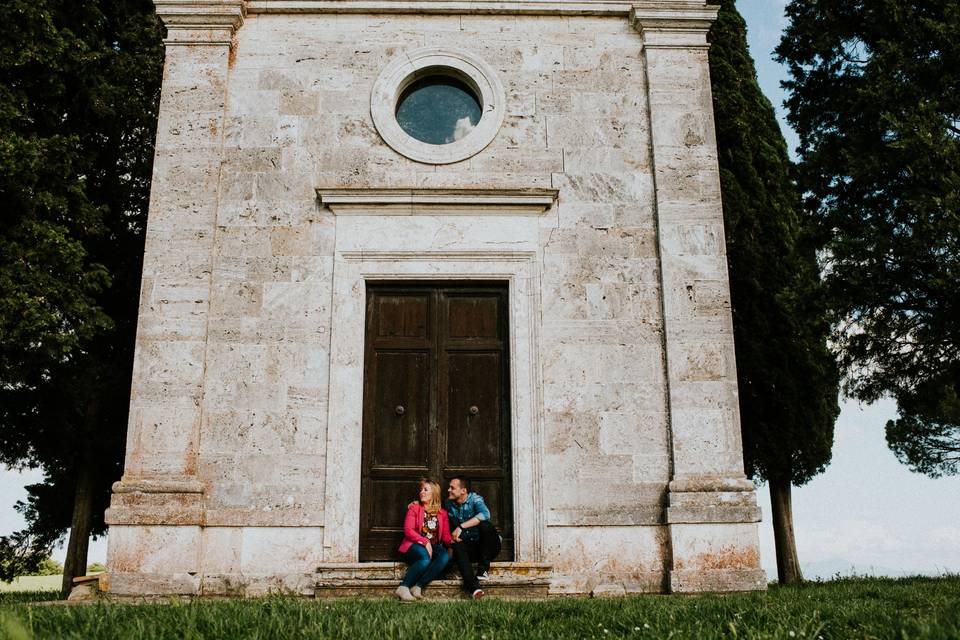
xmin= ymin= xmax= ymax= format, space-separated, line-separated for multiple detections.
xmin=444 ymin=476 xmax=502 ymax=599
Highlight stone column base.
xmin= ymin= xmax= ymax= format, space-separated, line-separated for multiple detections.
xmin=102 ymin=572 xmax=201 ymax=598
xmin=670 ymin=568 xmax=767 ymax=593
xmin=666 ymin=476 xmax=766 ymax=593
xmin=105 ymin=475 xmax=205 ymax=526
xmin=666 ymin=475 xmax=762 ymax=524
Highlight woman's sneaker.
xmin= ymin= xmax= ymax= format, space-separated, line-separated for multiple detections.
xmin=472 ymin=588 xmax=485 ymax=600
xmin=395 ymin=585 xmax=416 ymax=602
xmin=410 ymin=586 xmax=423 ymax=599
xmin=477 ymin=570 xmax=489 ymax=581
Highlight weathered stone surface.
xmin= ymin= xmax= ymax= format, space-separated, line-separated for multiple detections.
xmin=591 ymin=583 xmax=627 ymax=598
xmin=67 ymin=575 xmax=102 ymax=602
xmin=107 ymin=0 xmax=764 ymax=597
xmin=102 ymin=572 xmax=201 ymax=597
xmin=668 ymin=522 xmax=765 ymax=592
xmin=671 ymin=568 xmax=767 ymax=593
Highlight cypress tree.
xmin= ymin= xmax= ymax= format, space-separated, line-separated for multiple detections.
xmin=709 ymin=0 xmax=840 ymax=584
xmin=0 ymin=0 xmax=164 ymax=594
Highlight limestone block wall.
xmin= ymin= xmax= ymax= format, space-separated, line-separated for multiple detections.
xmin=105 ymin=0 xmax=764 ymax=597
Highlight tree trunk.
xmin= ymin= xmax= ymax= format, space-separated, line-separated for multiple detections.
xmin=60 ymin=398 xmax=99 ymax=598
xmin=769 ymin=476 xmax=804 ymax=585
xmin=60 ymin=462 xmax=94 ymax=597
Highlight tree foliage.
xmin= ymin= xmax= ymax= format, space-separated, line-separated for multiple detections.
xmin=777 ymin=2 xmax=960 ymax=476
xmin=885 ymin=365 xmax=960 ymax=477
xmin=710 ymin=0 xmax=840 ymax=488
xmin=0 ymin=0 xmax=163 ymax=582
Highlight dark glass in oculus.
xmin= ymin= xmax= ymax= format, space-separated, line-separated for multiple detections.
xmin=395 ymin=75 xmax=482 ymax=145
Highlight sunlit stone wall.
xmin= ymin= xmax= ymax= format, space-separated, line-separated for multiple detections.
xmin=104 ymin=0 xmax=765 ymax=597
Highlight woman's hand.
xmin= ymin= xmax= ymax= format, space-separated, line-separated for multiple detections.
xmin=425 ymin=541 xmax=433 ymax=558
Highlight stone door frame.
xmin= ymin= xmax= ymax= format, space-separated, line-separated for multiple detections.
xmin=357 ymin=282 xmax=515 ymax=561
xmin=319 ymin=193 xmax=554 ymax=563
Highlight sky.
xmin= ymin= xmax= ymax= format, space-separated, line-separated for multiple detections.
xmin=2 ymin=0 xmax=959 ymax=580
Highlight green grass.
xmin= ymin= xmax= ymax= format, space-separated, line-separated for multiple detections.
xmin=0 ymin=576 xmax=957 ymax=639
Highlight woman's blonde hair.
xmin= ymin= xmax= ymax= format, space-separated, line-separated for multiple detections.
xmin=418 ymin=478 xmax=442 ymax=516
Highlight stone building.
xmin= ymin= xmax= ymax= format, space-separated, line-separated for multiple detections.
xmin=103 ymin=0 xmax=765 ymax=596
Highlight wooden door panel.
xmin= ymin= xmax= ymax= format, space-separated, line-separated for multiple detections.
xmin=445 ymin=352 xmax=502 ymax=468
xmin=470 ymin=478 xmax=508 ymax=529
xmin=361 ymin=284 xmax=512 ymax=561
xmin=376 ymin=294 xmax=429 ymax=338
xmin=372 ymin=351 xmax=430 ymax=468
xmin=367 ymin=480 xmax=419 ymax=530
xmin=447 ymin=295 xmax=500 ymax=339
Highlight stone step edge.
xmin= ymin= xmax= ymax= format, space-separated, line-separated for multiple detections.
xmin=315 ymin=578 xmax=550 ymax=587
xmin=315 ymin=562 xmax=552 ymax=571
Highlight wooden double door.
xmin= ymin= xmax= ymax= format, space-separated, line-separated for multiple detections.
xmin=359 ymin=283 xmax=513 ymax=561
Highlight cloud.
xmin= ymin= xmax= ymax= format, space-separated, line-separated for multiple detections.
xmin=449 ymin=117 xmax=475 ymax=142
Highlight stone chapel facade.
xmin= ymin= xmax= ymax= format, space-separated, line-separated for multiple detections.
xmin=103 ymin=0 xmax=766 ymax=596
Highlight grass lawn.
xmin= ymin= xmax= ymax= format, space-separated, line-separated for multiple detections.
xmin=0 ymin=576 xmax=60 ymax=594
xmin=0 ymin=576 xmax=957 ymax=639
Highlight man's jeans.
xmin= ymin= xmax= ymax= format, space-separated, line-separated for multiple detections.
xmin=449 ymin=519 xmax=502 ymax=593
xmin=401 ymin=544 xmax=450 ymax=589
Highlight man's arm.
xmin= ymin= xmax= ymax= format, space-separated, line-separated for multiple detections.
xmin=452 ymin=495 xmax=491 ymax=537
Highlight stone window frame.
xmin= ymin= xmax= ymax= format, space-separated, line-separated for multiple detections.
xmin=370 ymin=47 xmax=506 ymax=165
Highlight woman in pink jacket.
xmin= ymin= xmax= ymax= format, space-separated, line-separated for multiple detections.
xmin=395 ymin=479 xmax=452 ymax=601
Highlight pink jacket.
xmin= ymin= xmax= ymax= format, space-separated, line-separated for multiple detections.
xmin=398 ymin=503 xmax=453 ymax=554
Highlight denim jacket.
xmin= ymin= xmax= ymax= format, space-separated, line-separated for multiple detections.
xmin=444 ymin=493 xmax=490 ymax=541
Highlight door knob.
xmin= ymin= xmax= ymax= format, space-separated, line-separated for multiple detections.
xmin=395 ymin=405 xmax=405 ymax=416
xmin=469 ymin=405 xmax=479 ymax=416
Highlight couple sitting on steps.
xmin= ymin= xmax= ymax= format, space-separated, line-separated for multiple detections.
xmin=395 ymin=476 xmax=502 ymax=601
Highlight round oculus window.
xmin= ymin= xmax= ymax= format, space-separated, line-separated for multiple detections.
xmin=395 ymin=74 xmax=482 ymax=145
xmin=370 ymin=47 xmax=506 ymax=164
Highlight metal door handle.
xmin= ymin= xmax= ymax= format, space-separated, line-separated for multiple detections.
xmin=395 ymin=405 xmax=405 ymax=416
xmin=469 ymin=405 xmax=479 ymax=416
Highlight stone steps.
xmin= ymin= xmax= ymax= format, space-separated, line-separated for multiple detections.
xmin=313 ymin=562 xmax=552 ymax=599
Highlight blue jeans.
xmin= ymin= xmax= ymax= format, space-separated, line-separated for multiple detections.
xmin=401 ymin=544 xmax=449 ymax=588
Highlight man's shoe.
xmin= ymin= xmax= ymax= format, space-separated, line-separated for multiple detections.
xmin=410 ymin=586 xmax=423 ymax=599
xmin=472 ymin=588 xmax=485 ymax=600
xmin=477 ymin=570 xmax=489 ymax=581
xmin=395 ymin=585 xmax=416 ymax=602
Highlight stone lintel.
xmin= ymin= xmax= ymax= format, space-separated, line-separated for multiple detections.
xmin=630 ymin=2 xmax=719 ymax=48
xmin=154 ymin=0 xmax=246 ymax=45
xmin=317 ymin=187 xmax=559 ymax=216
xmin=247 ymin=0 xmax=634 ymax=16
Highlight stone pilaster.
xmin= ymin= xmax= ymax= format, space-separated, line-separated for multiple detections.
xmin=632 ymin=1 xmax=765 ymax=592
xmin=105 ymin=3 xmax=244 ymax=592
